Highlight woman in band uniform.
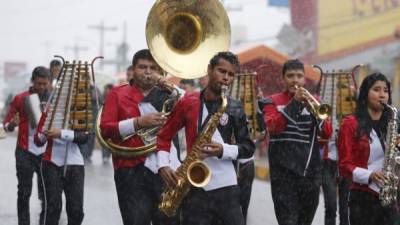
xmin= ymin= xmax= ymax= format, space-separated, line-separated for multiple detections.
xmin=338 ymin=73 xmax=399 ymax=225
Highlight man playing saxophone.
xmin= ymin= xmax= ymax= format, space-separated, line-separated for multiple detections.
xmin=100 ymin=49 xmax=178 ymax=225
xmin=157 ymin=52 xmax=255 ymax=225
xmin=262 ymin=59 xmax=332 ymax=225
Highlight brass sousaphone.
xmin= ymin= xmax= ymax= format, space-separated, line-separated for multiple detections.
xmin=95 ymin=0 xmax=231 ymax=157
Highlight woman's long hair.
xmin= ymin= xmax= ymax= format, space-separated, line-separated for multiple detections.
xmin=355 ymin=73 xmax=392 ymax=140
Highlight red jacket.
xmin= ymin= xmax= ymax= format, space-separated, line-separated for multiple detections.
xmin=157 ymin=91 xmax=254 ymax=158
xmin=100 ymin=84 xmax=146 ymax=169
xmin=3 ymin=91 xmax=31 ymax=151
xmin=157 ymin=92 xmax=201 ymax=153
xmin=338 ymin=115 xmax=382 ymax=195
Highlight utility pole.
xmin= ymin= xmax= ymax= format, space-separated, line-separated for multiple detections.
xmin=66 ymin=42 xmax=88 ymax=60
xmin=121 ymin=22 xmax=129 ymax=65
xmin=88 ymin=21 xmax=117 ymax=70
xmin=103 ymin=21 xmax=130 ymax=72
xmin=116 ymin=21 xmax=130 ymax=71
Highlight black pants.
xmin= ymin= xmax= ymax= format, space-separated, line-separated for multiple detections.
xmin=114 ymin=164 xmax=178 ymax=225
xmin=238 ymin=160 xmax=255 ymax=225
xmin=321 ymin=159 xmax=337 ymax=225
xmin=348 ymin=189 xmax=397 ymax=225
xmin=338 ymin=176 xmax=350 ymax=225
xmin=80 ymin=133 xmax=95 ymax=162
xmin=101 ymin=148 xmax=111 ymax=161
xmin=15 ymin=148 xmax=44 ymax=225
xmin=181 ymin=185 xmax=244 ymax=225
xmin=41 ymin=162 xmax=84 ymax=225
xmin=270 ymin=165 xmax=320 ymax=225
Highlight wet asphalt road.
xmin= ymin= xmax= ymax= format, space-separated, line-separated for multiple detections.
xmin=0 ymin=135 xmax=326 ymax=225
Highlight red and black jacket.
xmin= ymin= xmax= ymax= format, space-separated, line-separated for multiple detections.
xmin=263 ymin=91 xmax=333 ymax=178
xmin=3 ymin=90 xmax=32 ymax=151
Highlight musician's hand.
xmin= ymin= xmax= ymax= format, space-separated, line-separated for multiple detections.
xmin=45 ymin=128 xmax=62 ymax=139
xmin=369 ymin=171 xmax=388 ymax=185
xmin=156 ymin=77 xmax=168 ymax=87
xmin=10 ymin=113 xmax=20 ymax=126
xmin=159 ymin=166 xmax=179 ymax=188
xmin=201 ymin=141 xmax=223 ymax=158
xmin=294 ymin=87 xmax=308 ymax=103
xmin=138 ymin=112 xmax=167 ymax=127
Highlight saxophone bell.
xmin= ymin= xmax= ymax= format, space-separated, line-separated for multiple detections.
xmin=187 ymin=161 xmax=211 ymax=188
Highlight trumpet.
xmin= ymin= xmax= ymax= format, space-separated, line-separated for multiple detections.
xmin=294 ymin=85 xmax=332 ymax=120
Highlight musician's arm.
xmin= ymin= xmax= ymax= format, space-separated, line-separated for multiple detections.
xmin=338 ymin=117 xmax=366 ymax=183
xmin=34 ymin=112 xmax=47 ymax=147
xmin=264 ymin=98 xmax=301 ymax=135
xmin=3 ymin=95 xmax=20 ymax=132
xmin=317 ymin=118 xmax=333 ymax=140
xmin=230 ymin=105 xmax=255 ymax=160
xmin=156 ymin=98 xmax=186 ymax=169
xmin=100 ymin=90 xmax=138 ymax=140
xmin=53 ymin=129 xmax=88 ymax=145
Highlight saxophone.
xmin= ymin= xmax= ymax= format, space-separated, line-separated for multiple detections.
xmin=159 ymin=86 xmax=228 ymax=217
xmin=379 ymin=102 xmax=400 ymax=206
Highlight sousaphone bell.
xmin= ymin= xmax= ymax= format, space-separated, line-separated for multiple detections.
xmin=95 ymin=0 xmax=231 ymax=157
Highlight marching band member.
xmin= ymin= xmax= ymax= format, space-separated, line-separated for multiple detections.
xmin=157 ymin=51 xmax=255 ymax=225
xmin=262 ymin=59 xmax=332 ymax=225
xmin=338 ymin=73 xmax=398 ymax=225
xmin=3 ymin=66 xmax=50 ymax=225
xmin=34 ymin=75 xmax=89 ymax=225
xmin=321 ymin=135 xmax=351 ymax=225
xmin=100 ymin=49 xmax=179 ymax=225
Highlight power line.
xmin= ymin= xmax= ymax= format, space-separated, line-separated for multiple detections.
xmin=65 ymin=42 xmax=88 ymax=60
xmin=88 ymin=21 xmax=117 ymax=70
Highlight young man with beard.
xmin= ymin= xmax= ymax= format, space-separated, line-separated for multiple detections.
xmin=3 ymin=66 xmax=50 ymax=225
xmin=157 ymin=51 xmax=255 ymax=225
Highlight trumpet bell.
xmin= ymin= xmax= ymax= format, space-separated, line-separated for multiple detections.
xmin=316 ymin=104 xmax=332 ymax=120
xmin=146 ymin=0 xmax=231 ymax=79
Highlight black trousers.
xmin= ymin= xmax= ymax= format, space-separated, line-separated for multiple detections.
xmin=238 ymin=160 xmax=255 ymax=225
xmin=80 ymin=133 xmax=95 ymax=162
xmin=348 ymin=189 xmax=397 ymax=225
xmin=270 ymin=165 xmax=320 ymax=225
xmin=41 ymin=162 xmax=85 ymax=225
xmin=337 ymin=176 xmax=350 ymax=225
xmin=114 ymin=164 xmax=179 ymax=225
xmin=321 ymin=159 xmax=338 ymax=225
xmin=15 ymin=148 xmax=44 ymax=225
xmin=181 ymin=185 xmax=244 ymax=225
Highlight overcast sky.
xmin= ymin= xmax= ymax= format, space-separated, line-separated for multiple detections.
xmin=0 ymin=0 xmax=289 ymax=73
